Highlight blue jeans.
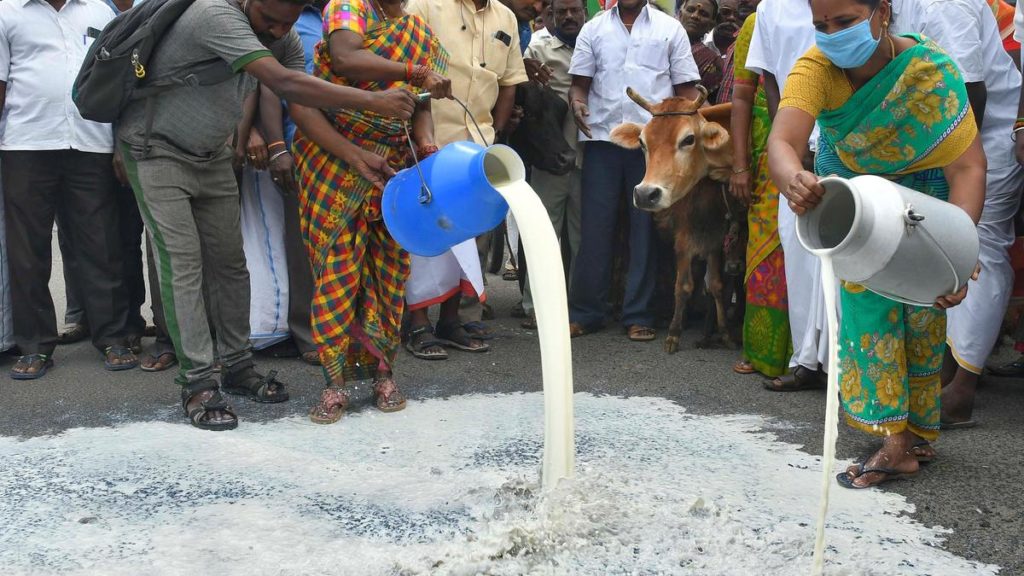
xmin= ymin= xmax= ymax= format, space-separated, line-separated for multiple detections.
xmin=568 ymin=142 xmax=657 ymax=329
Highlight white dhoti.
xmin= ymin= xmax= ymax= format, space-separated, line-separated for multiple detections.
xmin=779 ymin=199 xmax=830 ymax=371
xmin=239 ymin=167 xmax=291 ymax=350
xmin=946 ymin=163 xmax=1024 ymax=374
xmin=0 ymin=168 xmax=13 ymax=352
xmin=406 ymin=239 xmax=485 ymax=310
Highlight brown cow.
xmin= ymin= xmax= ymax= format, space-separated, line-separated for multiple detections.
xmin=610 ymin=86 xmax=739 ymax=354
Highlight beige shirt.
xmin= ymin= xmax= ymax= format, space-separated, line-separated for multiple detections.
xmin=525 ymin=33 xmax=579 ymax=154
xmin=408 ymin=0 xmax=528 ymax=145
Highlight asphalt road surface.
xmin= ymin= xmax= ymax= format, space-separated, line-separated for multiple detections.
xmin=1 ymin=252 xmax=1022 ymax=573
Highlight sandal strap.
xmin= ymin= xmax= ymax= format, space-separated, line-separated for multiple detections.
xmin=181 ymin=379 xmax=220 ymax=409
xmin=408 ymin=326 xmax=444 ymax=350
xmin=18 ymin=353 xmax=49 ymax=363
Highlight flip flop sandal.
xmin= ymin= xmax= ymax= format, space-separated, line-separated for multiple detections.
xmin=10 ymin=354 xmax=53 ymax=380
xmin=436 ymin=322 xmax=490 ymax=353
xmin=373 ymin=378 xmax=408 ymax=413
xmin=462 ymin=321 xmax=495 ymax=340
xmin=405 ymin=326 xmax=448 ymax=360
xmin=940 ymin=419 xmax=978 ymax=430
xmin=182 ymin=384 xmax=238 ymax=432
xmin=627 ymin=326 xmax=656 ymax=342
xmin=909 ymin=441 xmax=937 ymax=463
xmin=140 ymin=352 xmax=178 ymax=373
xmin=836 ymin=464 xmax=919 ymax=489
xmin=104 ymin=346 xmax=139 ymax=372
xmin=733 ymin=360 xmax=757 ymax=375
xmin=222 ymin=367 xmax=289 ymax=404
xmin=309 ymin=387 xmax=349 ymax=425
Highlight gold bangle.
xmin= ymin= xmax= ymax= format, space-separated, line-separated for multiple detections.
xmin=732 ymin=167 xmax=750 ymax=174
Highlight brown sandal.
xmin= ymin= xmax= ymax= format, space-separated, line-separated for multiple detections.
xmin=733 ymin=360 xmax=757 ymax=375
xmin=373 ymin=376 xmax=407 ymax=413
xmin=627 ymin=325 xmax=656 ymax=342
xmin=569 ymin=322 xmax=591 ymax=338
xmin=140 ymin=352 xmax=178 ymax=373
xmin=309 ymin=387 xmax=349 ymax=425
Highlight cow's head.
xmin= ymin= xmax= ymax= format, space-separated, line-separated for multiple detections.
xmin=610 ymin=86 xmax=733 ymax=211
xmin=508 ymin=83 xmax=575 ymax=176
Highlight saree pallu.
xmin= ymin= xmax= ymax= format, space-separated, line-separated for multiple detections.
xmin=815 ymin=36 xmax=976 ymax=441
xmin=294 ymin=14 xmax=448 ymax=383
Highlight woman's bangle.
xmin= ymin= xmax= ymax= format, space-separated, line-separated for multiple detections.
xmin=410 ymin=65 xmax=430 ymax=87
xmin=406 ymin=60 xmax=415 ymax=82
xmin=1012 ymin=125 xmax=1024 ymax=142
xmin=732 ymin=166 xmax=750 ymax=174
xmin=268 ymin=149 xmax=290 ymax=163
xmin=267 ymin=140 xmax=286 ymax=151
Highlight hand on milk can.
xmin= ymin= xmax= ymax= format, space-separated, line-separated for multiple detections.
xmin=783 ymin=170 xmax=826 ymax=214
xmin=934 ymin=263 xmax=981 ymax=310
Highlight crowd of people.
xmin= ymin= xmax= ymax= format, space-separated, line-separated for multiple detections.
xmin=1 ymin=0 xmax=1023 ymax=488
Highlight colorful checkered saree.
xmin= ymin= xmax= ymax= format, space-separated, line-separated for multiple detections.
xmin=293 ymin=9 xmax=448 ymax=383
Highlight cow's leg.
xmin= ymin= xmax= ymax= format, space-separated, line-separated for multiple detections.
xmin=701 ymin=249 xmax=738 ymax=349
xmin=665 ymin=253 xmax=694 ymax=354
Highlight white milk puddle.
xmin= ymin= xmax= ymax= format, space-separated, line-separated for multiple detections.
xmin=0 ymin=393 xmax=998 ymax=576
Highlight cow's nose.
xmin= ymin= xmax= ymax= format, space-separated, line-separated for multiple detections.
xmin=634 ymin=185 xmax=663 ymax=208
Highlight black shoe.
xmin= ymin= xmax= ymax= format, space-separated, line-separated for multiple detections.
xmin=56 ymin=323 xmax=90 ymax=345
xmin=987 ymin=356 xmax=1024 ymax=378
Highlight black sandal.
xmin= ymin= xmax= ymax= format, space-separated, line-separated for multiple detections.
xmin=435 ymin=321 xmax=490 ymax=353
xmin=221 ymin=363 xmax=289 ymax=404
xmin=10 ymin=354 xmax=53 ymax=380
xmin=405 ymin=325 xmax=448 ymax=360
xmin=104 ymin=345 xmax=139 ymax=372
xmin=181 ymin=381 xmax=238 ymax=432
xmin=763 ymin=366 xmax=825 ymax=391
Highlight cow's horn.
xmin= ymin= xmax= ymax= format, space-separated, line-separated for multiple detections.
xmin=690 ymin=85 xmax=708 ymax=110
xmin=626 ymin=87 xmax=654 ymax=113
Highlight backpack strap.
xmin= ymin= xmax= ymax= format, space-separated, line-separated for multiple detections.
xmin=134 ymin=60 xmax=235 ymax=157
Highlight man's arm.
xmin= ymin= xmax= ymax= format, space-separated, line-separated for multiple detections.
xmin=764 ymin=72 xmax=780 ymax=121
xmin=492 ymin=85 xmax=517 ymax=138
xmin=965 ymin=82 xmax=988 ymax=129
xmin=568 ymin=75 xmax=593 ymax=139
xmin=244 ymin=57 xmax=417 ymax=119
xmin=258 ymin=84 xmax=298 ymax=193
xmin=673 ymin=82 xmax=700 ymax=100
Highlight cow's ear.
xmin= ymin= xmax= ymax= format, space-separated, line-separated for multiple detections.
xmin=609 ymin=123 xmax=643 ymax=149
xmin=700 ymin=121 xmax=730 ymax=152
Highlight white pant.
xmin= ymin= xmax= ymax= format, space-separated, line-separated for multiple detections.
xmin=779 ymin=199 xmax=830 ymax=372
xmin=946 ymin=163 xmax=1024 ymax=374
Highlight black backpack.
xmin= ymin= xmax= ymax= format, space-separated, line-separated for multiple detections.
xmin=72 ymin=0 xmax=234 ymax=124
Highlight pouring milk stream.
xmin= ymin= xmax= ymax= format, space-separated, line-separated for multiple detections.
xmin=797 ymin=175 xmax=980 ymax=574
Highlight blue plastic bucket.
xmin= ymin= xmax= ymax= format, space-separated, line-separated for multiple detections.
xmin=382 ymin=142 xmax=521 ymax=257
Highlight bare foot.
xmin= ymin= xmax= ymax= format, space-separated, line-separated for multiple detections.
xmin=940 ymin=380 xmax=976 ymax=425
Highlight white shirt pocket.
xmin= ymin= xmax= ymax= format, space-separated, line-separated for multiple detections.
xmin=631 ymin=38 xmax=669 ymax=71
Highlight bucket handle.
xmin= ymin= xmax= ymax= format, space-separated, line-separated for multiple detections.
xmin=904 ymin=205 xmax=964 ymax=293
xmin=402 ymin=93 xmax=491 ymax=206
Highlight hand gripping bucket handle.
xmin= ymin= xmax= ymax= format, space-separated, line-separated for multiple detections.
xmin=403 ymin=93 xmax=490 ymax=205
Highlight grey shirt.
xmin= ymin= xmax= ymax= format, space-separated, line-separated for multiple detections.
xmin=118 ymin=0 xmax=305 ymax=157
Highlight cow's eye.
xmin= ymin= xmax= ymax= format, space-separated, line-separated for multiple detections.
xmin=679 ymin=134 xmax=696 ymax=148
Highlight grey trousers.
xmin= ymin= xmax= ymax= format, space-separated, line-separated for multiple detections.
xmin=522 ymin=167 xmax=582 ymax=314
xmin=122 ymin=143 xmax=252 ymax=386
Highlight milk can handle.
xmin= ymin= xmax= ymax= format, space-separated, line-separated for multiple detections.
xmin=905 ymin=206 xmax=964 ymax=291
xmin=402 ymin=93 xmax=491 ymax=206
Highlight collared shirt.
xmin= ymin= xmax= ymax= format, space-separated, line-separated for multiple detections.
xmin=408 ymin=0 xmax=528 ymax=146
xmin=744 ymin=0 xmax=817 ymax=149
xmin=525 ymin=31 xmax=579 ymax=153
xmin=0 ymin=0 xmax=116 ymax=153
xmin=893 ymin=0 xmax=1021 ymax=169
xmin=568 ymin=3 xmax=699 ymax=142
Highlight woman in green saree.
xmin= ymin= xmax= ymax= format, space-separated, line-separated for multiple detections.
xmin=767 ymin=0 xmax=987 ymax=488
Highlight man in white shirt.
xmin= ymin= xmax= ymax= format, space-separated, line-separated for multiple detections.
xmin=567 ymin=0 xmax=700 ymax=340
xmin=744 ymin=0 xmax=825 ymax=391
xmin=0 ymin=0 xmax=138 ymax=378
xmin=891 ymin=0 xmax=1024 ymax=428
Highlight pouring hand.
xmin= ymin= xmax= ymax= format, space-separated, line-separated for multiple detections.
xmin=934 ymin=263 xmax=981 ymax=309
xmin=347 ymin=148 xmax=396 ymax=190
xmin=782 ymin=170 xmax=825 ymax=215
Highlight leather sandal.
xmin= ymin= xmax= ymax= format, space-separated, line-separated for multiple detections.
xmin=309 ymin=387 xmax=349 ymax=425
xmin=627 ymin=325 xmax=656 ymax=342
xmin=373 ymin=375 xmax=407 ymax=413
xmin=182 ymin=381 xmax=238 ymax=432
xmin=221 ymin=363 xmax=289 ymax=403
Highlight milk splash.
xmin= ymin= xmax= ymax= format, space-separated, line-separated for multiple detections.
xmin=0 ymin=393 xmax=997 ymax=575
xmin=812 ymin=255 xmax=842 ymax=574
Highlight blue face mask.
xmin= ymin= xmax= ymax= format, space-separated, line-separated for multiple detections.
xmin=815 ymin=8 xmax=880 ymax=69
